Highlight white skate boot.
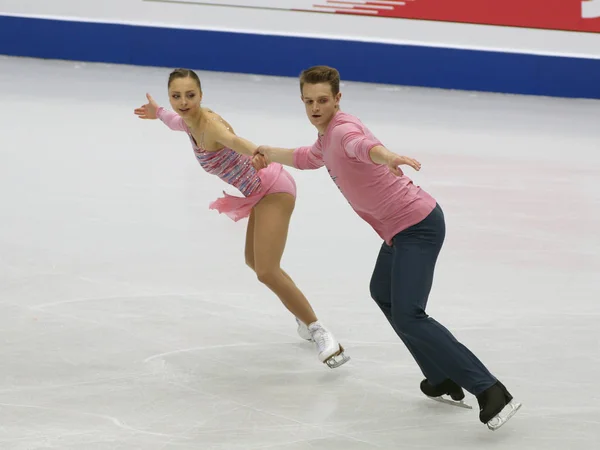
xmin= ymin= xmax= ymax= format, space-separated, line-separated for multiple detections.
xmin=295 ymin=317 xmax=313 ymax=341
xmin=308 ymin=321 xmax=350 ymax=369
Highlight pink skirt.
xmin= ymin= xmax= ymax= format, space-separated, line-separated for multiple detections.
xmin=208 ymin=163 xmax=297 ymax=222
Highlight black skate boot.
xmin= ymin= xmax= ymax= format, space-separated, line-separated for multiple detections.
xmin=420 ymin=379 xmax=472 ymax=409
xmin=476 ymin=381 xmax=522 ymax=430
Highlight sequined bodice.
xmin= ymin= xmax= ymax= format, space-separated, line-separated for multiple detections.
xmin=187 ymin=132 xmax=262 ymax=197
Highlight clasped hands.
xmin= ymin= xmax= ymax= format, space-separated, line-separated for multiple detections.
xmin=251 ymin=146 xmax=270 ymax=171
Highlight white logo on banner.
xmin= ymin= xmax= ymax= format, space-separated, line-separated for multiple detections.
xmin=158 ymin=0 xmax=407 ymax=15
xmin=582 ymin=0 xmax=600 ymax=18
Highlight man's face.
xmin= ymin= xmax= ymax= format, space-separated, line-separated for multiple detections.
xmin=301 ymin=82 xmax=341 ymax=131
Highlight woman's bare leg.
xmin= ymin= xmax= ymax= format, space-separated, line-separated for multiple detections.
xmin=244 ymin=193 xmax=317 ymax=325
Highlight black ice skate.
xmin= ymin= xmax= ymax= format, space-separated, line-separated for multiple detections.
xmin=476 ymin=381 xmax=522 ymax=430
xmin=420 ymin=378 xmax=472 ymax=409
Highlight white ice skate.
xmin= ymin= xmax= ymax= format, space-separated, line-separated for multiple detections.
xmin=308 ymin=321 xmax=350 ymax=369
xmin=486 ymin=401 xmax=522 ymax=431
xmin=295 ymin=317 xmax=313 ymax=341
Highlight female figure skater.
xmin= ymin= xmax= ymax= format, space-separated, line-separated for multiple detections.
xmin=252 ymin=66 xmax=521 ymax=429
xmin=133 ymin=68 xmax=349 ymax=369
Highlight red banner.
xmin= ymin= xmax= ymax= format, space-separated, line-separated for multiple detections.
xmin=308 ymin=0 xmax=600 ymax=33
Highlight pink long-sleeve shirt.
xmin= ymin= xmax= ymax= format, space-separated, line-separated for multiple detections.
xmin=293 ymin=111 xmax=436 ymax=245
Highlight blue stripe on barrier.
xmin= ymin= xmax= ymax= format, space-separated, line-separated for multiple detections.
xmin=1 ymin=15 xmax=598 ymax=99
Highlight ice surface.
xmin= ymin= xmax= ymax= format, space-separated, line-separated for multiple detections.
xmin=0 ymin=55 xmax=599 ymax=449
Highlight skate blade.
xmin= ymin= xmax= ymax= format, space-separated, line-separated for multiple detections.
xmin=324 ymin=345 xmax=350 ymax=369
xmin=486 ymin=401 xmax=522 ymax=431
xmin=427 ymin=395 xmax=473 ymax=410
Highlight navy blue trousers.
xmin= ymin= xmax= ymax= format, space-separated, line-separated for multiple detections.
xmin=369 ymin=203 xmax=496 ymax=395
